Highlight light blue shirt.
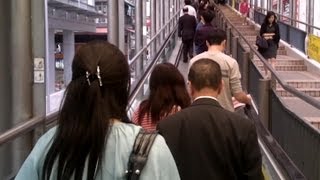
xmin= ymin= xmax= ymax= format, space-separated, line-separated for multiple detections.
xmin=15 ymin=123 xmax=180 ymax=180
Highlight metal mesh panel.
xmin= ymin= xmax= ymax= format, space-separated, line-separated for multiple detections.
xmin=270 ymin=91 xmax=320 ymax=180
xmin=248 ymin=61 xmax=262 ymax=106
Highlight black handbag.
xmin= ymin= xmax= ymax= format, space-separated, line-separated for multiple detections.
xmin=126 ymin=129 xmax=158 ymax=180
xmin=256 ymin=35 xmax=268 ymax=49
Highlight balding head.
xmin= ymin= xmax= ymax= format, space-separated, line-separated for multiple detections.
xmin=188 ymin=58 xmax=222 ymax=91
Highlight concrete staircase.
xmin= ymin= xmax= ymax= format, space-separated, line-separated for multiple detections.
xmin=220 ymin=6 xmax=320 ymax=129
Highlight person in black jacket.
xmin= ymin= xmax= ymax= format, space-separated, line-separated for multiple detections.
xmin=179 ymin=7 xmax=197 ymax=62
xmin=258 ymin=11 xmax=280 ymax=77
xmin=194 ymin=10 xmax=216 ymax=54
xmin=158 ymin=59 xmax=263 ymax=180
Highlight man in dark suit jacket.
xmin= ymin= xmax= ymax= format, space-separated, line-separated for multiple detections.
xmin=179 ymin=7 xmax=197 ymax=62
xmin=157 ymin=59 xmax=263 ymax=180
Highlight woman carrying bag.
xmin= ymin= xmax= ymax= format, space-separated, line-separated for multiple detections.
xmin=258 ymin=11 xmax=280 ymax=78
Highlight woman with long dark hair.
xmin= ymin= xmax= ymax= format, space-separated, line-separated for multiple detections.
xmin=133 ymin=63 xmax=191 ymax=131
xmin=15 ymin=42 xmax=180 ymax=180
xmin=258 ymin=11 xmax=280 ymax=77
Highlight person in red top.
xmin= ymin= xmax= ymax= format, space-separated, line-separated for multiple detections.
xmin=240 ymin=0 xmax=249 ymax=25
xmin=133 ymin=63 xmax=191 ymax=131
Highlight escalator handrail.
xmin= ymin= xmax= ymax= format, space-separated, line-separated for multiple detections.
xmin=245 ymin=106 xmax=306 ymax=179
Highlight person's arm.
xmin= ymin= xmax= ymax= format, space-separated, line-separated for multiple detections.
xmin=259 ymin=23 xmax=266 ymax=37
xmin=234 ymin=92 xmax=251 ymax=105
xmin=241 ymin=120 xmax=264 ymax=180
xmin=178 ymin=18 xmax=183 ymax=38
xmin=15 ymin=154 xmax=40 ymax=180
xmin=194 ymin=27 xmax=201 ymax=46
xmin=193 ymin=17 xmax=197 ymax=31
xmin=273 ymin=23 xmax=280 ymax=44
xmin=140 ymin=135 xmax=180 ymax=180
xmin=229 ymin=60 xmax=251 ymax=105
xmin=15 ymin=128 xmax=57 ymax=180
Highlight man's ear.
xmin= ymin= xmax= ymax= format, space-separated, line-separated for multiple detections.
xmin=206 ymin=40 xmax=210 ymax=48
xmin=221 ymin=39 xmax=226 ymax=47
xmin=187 ymin=81 xmax=194 ymax=98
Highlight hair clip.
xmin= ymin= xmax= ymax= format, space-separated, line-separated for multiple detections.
xmin=86 ymin=71 xmax=91 ymax=86
xmin=96 ymin=66 xmax=103 ymax=86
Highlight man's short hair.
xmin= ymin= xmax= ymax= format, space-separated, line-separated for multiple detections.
xmin=184 ymin=0 xmax=192 ymax=5
xmin=201 ymin=10 xmax=214 ymax=23
xmin=188 ymin=59 xmax=222 ymax=91
xmin=183 ymin=7 xmax=189 ymax=12
xmin=206 ymin=28 xmax=227 ymax=45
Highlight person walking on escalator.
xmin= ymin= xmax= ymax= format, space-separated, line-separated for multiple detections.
xmin=15 ymin=41 xmax=180 ymax=180
xmin=179 ymin=7 xmax=197 ymax=62
xmin=133 ymin=63 xmax=191 ymax=131
xmin=258 ymin=11 xmax=280 ymax=78
xmin=158 ymin=59 xmax=263 ymax=180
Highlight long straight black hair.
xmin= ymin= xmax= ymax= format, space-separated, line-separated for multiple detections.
xmin=42 ymin=41 xmax=131 ymax=180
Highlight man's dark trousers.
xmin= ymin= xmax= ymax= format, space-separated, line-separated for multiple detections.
xmin=182 ymin=39 xmax=193 ymax=62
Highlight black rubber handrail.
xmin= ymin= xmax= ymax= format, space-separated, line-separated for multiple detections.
xmin=245 ymin=106 xmax=306 ymax=179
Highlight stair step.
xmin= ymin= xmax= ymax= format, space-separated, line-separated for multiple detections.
xmin=253 ymin=59 xmax=305 ymax=66
xmin=278 ymin=50 xmax=287 ymax=55
xmin=277 ymin=81 xmax=320 ymax=88
xmin=305 ymin=117 xmax=320 ymax=129
xmin=237 ymin=31 xmax=257 ymax=36
xmin=277 ymin=88 xmax=320 ymax=97
xmin=257 ymin=65 xmax=307 ymax=71
xmin=281 ymin=97 xmax=320 ymax=130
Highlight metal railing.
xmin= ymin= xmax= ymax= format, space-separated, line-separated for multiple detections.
xmin=215 ymin=4 xmax=320 ymax=180
xmin=128 ymin=10 xmax=180 ymax=94
xmin=128 ymin=25 xmax=179 ymax=109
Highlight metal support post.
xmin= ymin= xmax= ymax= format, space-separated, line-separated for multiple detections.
xmin=118 ymin=0 xmax=125 ymax=53
xmin=63 ymin=30 xmax=75 ymax=85
xmin=242 ymin=52 xmax=250 ymax=91
xmin=135 ymin=0 xmax=143 ymax=79
xmin=31 ymin=0 xmax=48 ymax=134
xmin=142 ymin=0 xmax=147 ymax=63
xmin=151 ymin=0 xmax=157 ymax=58
xmin=220 ymin=17 xmax=223 ymax=29
xmin=166 ymin=0 xmax=170 ymax=35
xmin=10 ymin=0 xmax=33 ymax=174
xmin=0 ymin=1 xmax=13 ymax=179
xmin=108 ymin=0 xmax=119 ymax=46
xmin=232 ymin=36 xmax=238 ymax=59
xmin=258 ymin=79 xmax=271 ymax=130
xmin=161 ymin=0 xmax=165 ymax=42
xmin=47 ymin=29 xmax=56 ymax=95
xmin=156 ymin=0 xmax=161 ymax=48
xmin=108 ymin=0 xmax=125 ymax=53
xmin=226 ymin=27 xmax=231 ymax=55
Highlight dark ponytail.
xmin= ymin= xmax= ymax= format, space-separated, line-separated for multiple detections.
xmin=42 ymin=42 xmax=130 ymax=180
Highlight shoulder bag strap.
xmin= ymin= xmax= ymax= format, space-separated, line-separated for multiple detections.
xmin=126 ymin=129 xmax=158 ymax=180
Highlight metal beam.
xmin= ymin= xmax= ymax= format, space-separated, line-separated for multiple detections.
xmin=10 ymin=0 xmax=34 ymax=174
xmin=135 ymin=0 xmax=143 ymax=78
xmin=0 ymin=1 xmax=13 ymax=179
xmin=108 ymin=0 xmax=119 ymax=46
